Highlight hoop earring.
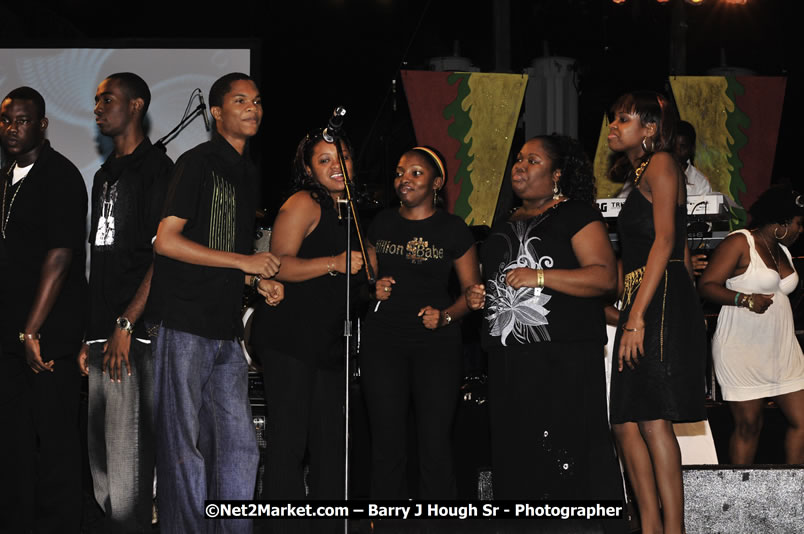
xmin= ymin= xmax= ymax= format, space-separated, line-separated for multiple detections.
xmin=775 ymin=225 xmax=789 ymax=240
xmin=552 ymin=181 xmax=561 ymax=200
xmin=641 ymin=136 xmax=654 ymax=154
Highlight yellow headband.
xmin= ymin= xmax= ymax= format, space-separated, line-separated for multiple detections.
xmin=412 ymin=146 xmax=446 ymax=181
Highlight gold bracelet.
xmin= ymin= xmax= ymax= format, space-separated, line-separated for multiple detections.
xmin=536 ymin=268 xmax=545 ymax=288
xmin=19 ymin=332 xmax=40 ymax=343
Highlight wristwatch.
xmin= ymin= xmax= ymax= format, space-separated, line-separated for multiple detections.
xmin=115 ymin=316 xmax=135 ymax=334
xmin=443 ymin=311 xmax=452 ymax=326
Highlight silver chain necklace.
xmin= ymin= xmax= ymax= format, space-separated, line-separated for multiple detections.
xmin=1 ymin=163 xmax=29 ymax=239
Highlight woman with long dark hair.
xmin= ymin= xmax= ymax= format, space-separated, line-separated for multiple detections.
xmin=251 ymin=129 xmax=364 ymax=511
xmin=607 ymin=91 xmax=706 ymax=534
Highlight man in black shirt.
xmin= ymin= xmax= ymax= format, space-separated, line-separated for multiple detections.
xmin=77 ymin=73 xmax=174 ymax=532
xmin=0 ymin=86 xmax=87 ymax=533
xmin=147 ymin=73 xmax=283 ymax=532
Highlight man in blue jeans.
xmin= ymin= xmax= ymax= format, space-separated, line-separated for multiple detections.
xmin=147 ymin=72 xmax=283 ymax=533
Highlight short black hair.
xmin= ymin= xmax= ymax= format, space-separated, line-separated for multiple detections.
xmin=676 ymin=120 xmax=696 ymax=144
xmin=209 ymin=72 xmax=254 ymax=109
xmin=748 ymin=184 xmax=804 ymax=229
xmin=105 ymin=72 xmax=151 ymax=115
xmin=3 ymin=86 xmax=45 ymax=119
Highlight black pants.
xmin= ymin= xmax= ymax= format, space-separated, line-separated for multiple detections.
xmin=257 ymin=349 xmax=345 ymax=534
xmin=360 ymin=337 xmax=462 ymax=499
xmin=0 ymin=353 xmax=82 ymax=534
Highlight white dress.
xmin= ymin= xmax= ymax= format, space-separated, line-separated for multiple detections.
xmin=712 ymin=229 xmax=804 ymax=401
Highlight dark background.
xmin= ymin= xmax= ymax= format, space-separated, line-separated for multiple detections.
xmin=1 ymin=0 xmax=800 ymax=221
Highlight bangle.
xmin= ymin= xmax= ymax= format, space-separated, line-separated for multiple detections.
xmin=251 ymin=274 xmax=261 ymax=290
xmin=536 ymin=269 xmax=545 ymax=288
xmin=19 ymin=332 xmax=40 ymax=343
xmin=621 ymin=325 xmax=644 ymax=332
xmin=734 ymin=292 xmax=741 ymax=306
xmin=326 ymin=256 xmax=338 ymax=277
xmin=747 ymin=295 xmax=755 ymax=312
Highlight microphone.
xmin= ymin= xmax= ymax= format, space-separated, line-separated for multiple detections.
xmin=322 ymin=106 xmax=346 ymax=142
xmin=198 ymin=93 xmax=211 ymax=132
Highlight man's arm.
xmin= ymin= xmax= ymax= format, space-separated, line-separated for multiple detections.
xmin=154 ymin=215 xmax=279 ymax=278
xmin=23 ymin=248 xmax=73 ymax=373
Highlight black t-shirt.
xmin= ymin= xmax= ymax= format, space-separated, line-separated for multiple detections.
xmin=364 ymin=208 xmax=475 ymax=345
xmin=480 ymin=199 xmax=607 ymax=350
xmin=146 ymin=135 xmax=257 ymax=341
xmin=87 ymin=138 xmax=173 ymax=340
xmin=0 ymin=141 xmax=88 ymax=358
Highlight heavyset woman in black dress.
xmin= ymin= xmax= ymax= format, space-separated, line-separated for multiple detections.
xmin=479 ymin=134 xmax=624 ymax=505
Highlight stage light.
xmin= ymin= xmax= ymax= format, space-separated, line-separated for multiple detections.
xmin=656 ymin=0 xmax=670 ymax=3
xmin=723 ymin=0 xmax=747 ymax=4
xmin=612 ymin=0 xmax=626 ymax=4
xmin=686 ymin=0 xmax=705 ymax=4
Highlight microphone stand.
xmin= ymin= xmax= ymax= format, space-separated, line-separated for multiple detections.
xmin=154 ymin=103 xmax=208 ymax=152
xmin=330 ymin=131 xmax=374 ymax=533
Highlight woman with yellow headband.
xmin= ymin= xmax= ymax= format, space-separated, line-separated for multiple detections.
xmin=360 ymin=146 xmax=483 ymax=498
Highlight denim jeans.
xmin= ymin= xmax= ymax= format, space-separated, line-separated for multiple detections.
xmin=153 ymin=327 xmax=259 ymax=534
xmin=87 ymin=339 xmax=155 ymax=533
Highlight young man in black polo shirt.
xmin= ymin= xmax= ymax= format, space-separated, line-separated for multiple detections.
xmin=0 ymin=86 xmax=87 ymax=533
xmin=147 ymin=72 xmax=283 ymax=533
xmin=76 ymin=72 xmax=174 ymax=532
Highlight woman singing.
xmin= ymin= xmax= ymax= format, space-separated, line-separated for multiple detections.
xmin=479 ymin=135 xmax=623 ymax=505
xmin=251 ymin=129 xmax=364 ymax=508
xmin=607 ymin=91 xmax=706 ymax=534
xmin=699 ymin=185 xmax=804 ymax=464
xmin=361 ymin=147 xmax=482 ymax=499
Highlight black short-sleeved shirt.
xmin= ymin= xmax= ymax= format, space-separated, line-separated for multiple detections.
xmin=364 ymin=208 xmax=475 ymax=345
xmin=87 ymin=138 xmax=174 ymax=340
xmin=146 ymin=135 xmax=257 ymax=341
xmin=0 ymin=141 xmax=88 ymax=358
xmin=480 ymin=199 xmax=607 ymax=350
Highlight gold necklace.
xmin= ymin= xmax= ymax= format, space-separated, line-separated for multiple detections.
xmin=633 ymin=158 xmax=650 ymax=187
xmin=756 ymin=230 xmax=780 ymax=272
xmin=1 ymin=163 xmax=27 ymax=239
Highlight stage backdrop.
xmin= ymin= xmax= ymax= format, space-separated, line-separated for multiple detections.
xmin=401 ymin=70 xmax=528 ymax=227
xmin=594 ymin=76 xmax=786 ymax=228
xmin=0 ymin=47 xmax=251 ymax=193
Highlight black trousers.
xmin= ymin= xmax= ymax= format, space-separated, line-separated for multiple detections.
xmin=0 ymin=353 xmax=82 ymax=534
xmin=359 ymin=336 xmax=463 ymax=499
xmin=257 ymin=348 xmax=345 ymax=534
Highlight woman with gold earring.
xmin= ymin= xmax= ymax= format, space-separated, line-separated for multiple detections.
xmin=699 ymin=185 xmax=804 ymax=465
xmin=360 ymin=146 xmax=483 ymax=498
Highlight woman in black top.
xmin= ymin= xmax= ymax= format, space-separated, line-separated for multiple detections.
xmin=251 ymin=129 xmax=363 ymax=511
xmin=361 ymin=147 xmax=482 ymax=498
xmin=479 ymin=135 xmax=622 ymax=505
xmin=607 ymin=92 xmax=706 ymax=534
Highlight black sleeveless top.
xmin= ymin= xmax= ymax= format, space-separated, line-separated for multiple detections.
xmin=251 ymin=201 xmax=358 ymax=368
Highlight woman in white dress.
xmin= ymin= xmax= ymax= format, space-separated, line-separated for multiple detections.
xmin=699 ymin=185 xmax=804 ymax=464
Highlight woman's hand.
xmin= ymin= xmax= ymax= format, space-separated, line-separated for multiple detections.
xmin=505 ymin=268 xmax=541 ymax=289
xmin=418 ymin=306 xmax=443 ymax=330
xmin=618 ymin=315 xmax=645 ymax=372
xmin=465 ymin=284 xmax=486 ymax=310
xmin=375 ymin=276 xmax=395 ymax=300
xmin=335 ymin=250 xmax=364 ymax=275
xmin=749 ymin=293 xmax=774 ymax=314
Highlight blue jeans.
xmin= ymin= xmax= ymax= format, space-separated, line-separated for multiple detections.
xmin=88 ymin=340 xmax=155 ymax=533
xmin=153 ymin=327 xmax=259 ymax=534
